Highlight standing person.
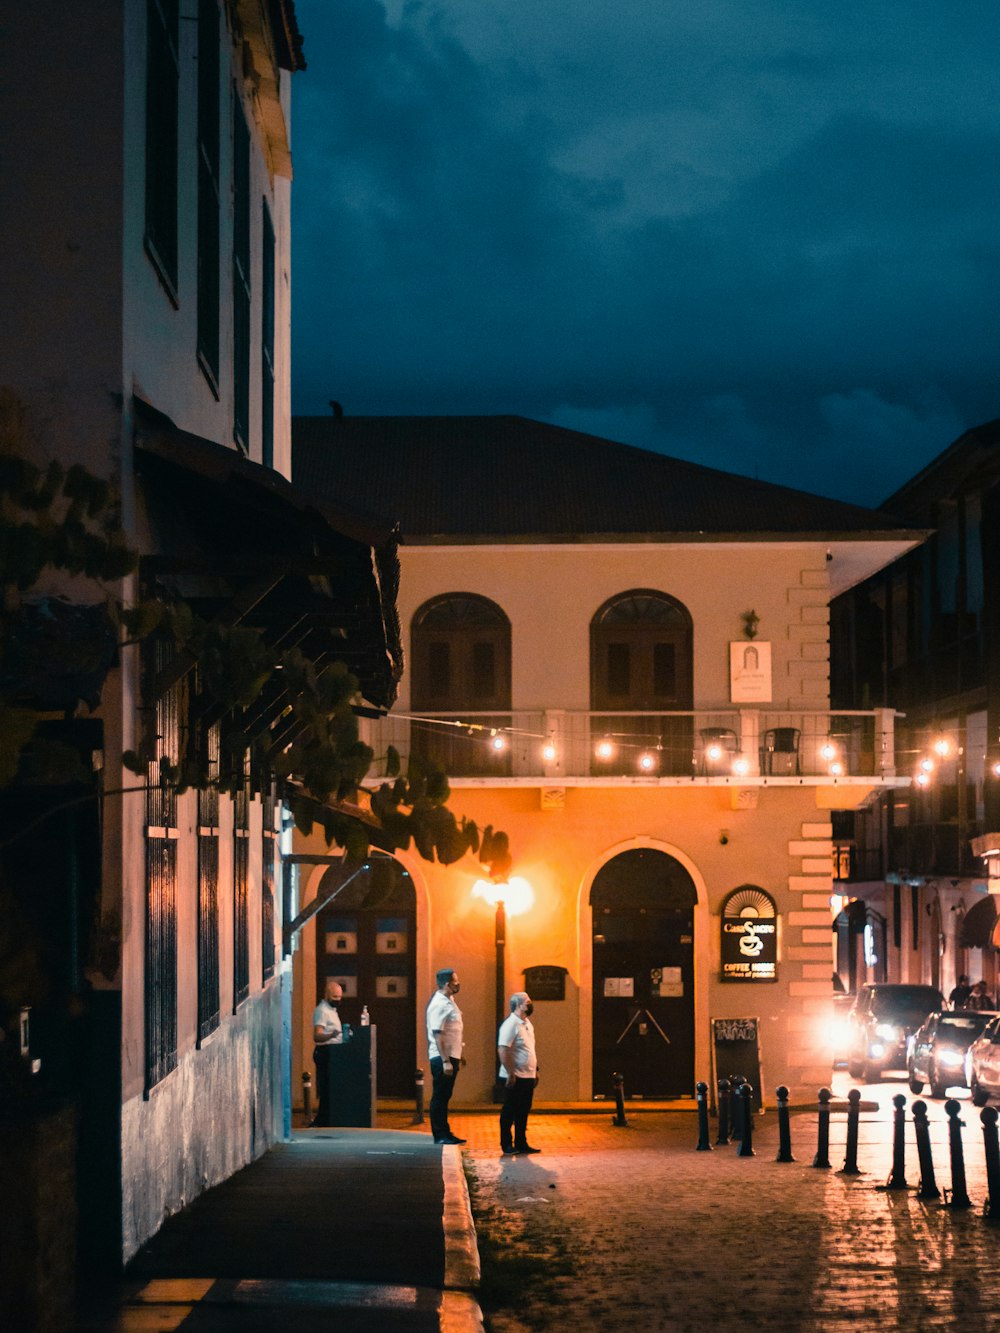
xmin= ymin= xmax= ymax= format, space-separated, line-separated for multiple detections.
xmin=498 ymin=991 xmax=540 ymax=1155
xmin=312 ymin=979 xmax=344 ymax=1126
xmin=426 ymin=968 xmax=466 ymax=1145
xmin=949 ymin=975 xmax=973 ymax=1008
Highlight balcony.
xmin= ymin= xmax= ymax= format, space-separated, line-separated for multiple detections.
xmin=366 ymin=708 xmax=900 ymax=784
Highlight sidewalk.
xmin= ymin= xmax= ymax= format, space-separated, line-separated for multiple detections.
xmin=79 ymin=1127 xmax=482 ymax=1332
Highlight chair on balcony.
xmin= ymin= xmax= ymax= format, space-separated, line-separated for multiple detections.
xmin=698 ymin=727 xmax=739 ymax=774
xmin=760 ymin=727 xmax=800 ymax=775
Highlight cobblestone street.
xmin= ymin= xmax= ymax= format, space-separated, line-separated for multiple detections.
xmin=451 ymin=1089 xmax=1000 ymax=1332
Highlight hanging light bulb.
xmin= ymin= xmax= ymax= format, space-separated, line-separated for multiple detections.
xmin=915 ymin=770 xmax=931 ymax=787
xmin=919 ymin=756 xmax=934 ymax=773
xmin=993 ymin=761 xmax=1000 ymax=778
xmin=638 ymin=751 xmax=657 ymax=773
xmin=933 ymin=736 xmax=951 ymax=757
xmin=542 ymin=740 xmax=558 ymax=763
xmin=731 ymin=755 xmax=750 ymax=777
xmin=820 ymin=741 xmax=837 ymax=762
xmin=705 ymin=742 xmax=723 ymax=763
xmin=490 ymin=731 xmax=508 ymax=752
xmin=595 ymin=737 xmax=615 ymax=761
xmin=829 ymin=760 xmax=844 ymax=777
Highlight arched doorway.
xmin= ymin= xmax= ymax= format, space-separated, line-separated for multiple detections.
xmin=590 ymin=590 xmax=693 ymax=775
xmin=315 ymin=856 xmax=416 ymax=1096
xmin=590 ymin=848 xmax=697 ymax=1097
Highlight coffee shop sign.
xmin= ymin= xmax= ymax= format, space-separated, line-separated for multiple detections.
xmin=720 ymin=885 xmax=778 ymax=983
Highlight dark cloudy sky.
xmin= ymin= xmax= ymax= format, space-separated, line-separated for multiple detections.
xmin=291 ymin=0 xmax=1000 ymax=506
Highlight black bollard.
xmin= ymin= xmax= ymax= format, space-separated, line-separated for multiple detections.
xmin=882 ymin=1093 xmax=909 ymax=1190
xmin=302 ymin=1069 xmax=313 ymax=1122
xmin=813 ymin=1087 xmax=832 ymax=1169
xmin=944 ymin=1098 xmax=972 ymax=1210
xmin=612 ymin=1070 xmax=629 ymax=1128
xmin=731 ymin=1074 xmax=746 ymax=1141
xmin=716 ymin=1078 xmax=732 ymax=1145
xmin=696 ymin=1081 xmax=713 ymax=1151
xmin=738 ymin=1083 xmax=755 ymax=1157
xmin=912 ymin=1100 xmax=940 ymax=1200
xmin=981 ymin=1106 xmax=1000 ymax=1220
xmin=840 ymin=1088 xmax=862 ymax=1176
xmin=775 ymin=1085 xmax=795 ymax=1163
xmin=411 ymin=1067 xmax=425 ymax=1125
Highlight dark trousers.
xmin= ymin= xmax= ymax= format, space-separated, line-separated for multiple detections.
xmin=429 ymin=1056 xmax=458 ymax=1140
xmin=500 ymin=1075 xmax=536 ymax=1149
xmin=313 ymin=1045 xmax=332 ymax=1125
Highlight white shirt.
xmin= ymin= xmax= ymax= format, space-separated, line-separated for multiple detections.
xmin=497 ymin=1012 xmax=537 ymax=1079
xmin=312 ymin=999 xmax=343 ymax=1046
xmin=426 ymin=990 xmax=464 ymax=1061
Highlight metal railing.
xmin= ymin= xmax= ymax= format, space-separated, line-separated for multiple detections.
xmin=365 ymin=708 xmax=898 ymax=781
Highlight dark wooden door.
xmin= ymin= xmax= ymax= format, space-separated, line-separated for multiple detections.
xmin=591 ymin=849 xmax=696 ymax=1098
xmin=591 ymin=591 xmax=693 ymax=775
xmin=316 ymin=859 xmax=416 ymax=1097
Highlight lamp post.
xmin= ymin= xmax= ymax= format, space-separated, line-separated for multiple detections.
xmin=493 ymin=886 xmax=507 ymax=1102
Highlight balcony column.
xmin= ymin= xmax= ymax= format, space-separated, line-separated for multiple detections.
xmin=740 ymin=709 xmax=761 ymax=775
xmin=875 ymin=708 xmax=896 ymax=778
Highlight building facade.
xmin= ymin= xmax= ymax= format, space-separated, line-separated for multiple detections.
xmin=831 ymin=419 xmax=1000 ymax=998
xmin=292 ymin=415 xmax=925 ymax=1103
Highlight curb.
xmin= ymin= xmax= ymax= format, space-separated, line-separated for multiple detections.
xmin=440 ymin=1145 xmax=484 ymax=1333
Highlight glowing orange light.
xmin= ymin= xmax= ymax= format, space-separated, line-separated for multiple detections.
xmin=542 ymin=741 xmax=557 ymax=763
xmin=915 ymin=771 xmax=931 ymax=787
xmin=638 ymin=751 xmax=657 ymax=773
xmin=731 ymin=756 xmax=750 ymax=777
xmin=820 ymin=742 xmax=837 ymax=761
xmin=919 ymin=757 xmax=934 ymax=773
xmin=829 ymin=761 xmax=844 ymax=777
xmin=933 ymin=737 xmax=951 ymax=757
xmin=595 ymin=738 xmax=615 ymax=761
xmin=705 ymin=742 xmax=723 ymax=762
xmin=993 ymin=762 xmax=1000 ymax=778
xmin=490 ymin=732 xmax=508 ymax=752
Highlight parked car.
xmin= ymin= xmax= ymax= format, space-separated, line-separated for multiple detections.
xmin=967 ymin=1015 xmax=1000 ymax=1106
xmin=846 ymin=983 xmax=944 ymax=1082
xmin=907 ymin=1010 xmax=997 ymax=1097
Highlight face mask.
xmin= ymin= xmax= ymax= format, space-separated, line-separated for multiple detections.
xmin=524 ymin=1002 xmax=534 ymax=1016
xmin=451 ymin=983 xmax=461 ymax=994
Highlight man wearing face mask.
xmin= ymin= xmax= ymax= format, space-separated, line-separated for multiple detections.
xmin=497 ymin=991 xmax=540 ymax=1155
xmin=312 ymin=978 xmax=344 ymax=1126
xmin=426 ymin=968 xmax=466 ymax=1145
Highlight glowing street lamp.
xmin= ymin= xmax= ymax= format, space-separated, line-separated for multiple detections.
xmin=472 ymin=875 xmax=535 ymax=1099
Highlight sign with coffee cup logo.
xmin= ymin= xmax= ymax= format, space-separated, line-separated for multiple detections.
xmin=720 ymin=885 xmax=778 ymax=982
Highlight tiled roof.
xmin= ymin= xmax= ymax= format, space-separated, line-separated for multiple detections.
xmin=293 ymin=414 xmax=921 ymax=544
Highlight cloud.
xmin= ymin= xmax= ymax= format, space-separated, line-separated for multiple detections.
xmin=292 ymin=0 xmax=1000 ymax=505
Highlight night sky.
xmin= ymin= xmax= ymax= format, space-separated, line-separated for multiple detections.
xmin=291 ymin=0 xmax=1000 ymax=507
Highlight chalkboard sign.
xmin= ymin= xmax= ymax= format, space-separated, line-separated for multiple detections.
xmin=523 ymin=964 xmax=567 ymax=1001
xmin=711 ymin=1016 xmax=763 ymax=1111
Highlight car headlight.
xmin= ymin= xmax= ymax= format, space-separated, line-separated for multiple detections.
xmin=875 ymin=1023 xmax=899 ymax=1041
xmin=938 ymin=1049 xmax=964 ymax=1069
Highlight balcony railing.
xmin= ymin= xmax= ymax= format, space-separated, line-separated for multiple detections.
xmin=365 ymin=708 xmax=898 ymax=782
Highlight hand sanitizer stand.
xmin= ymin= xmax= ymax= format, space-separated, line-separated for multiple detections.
xmin=325 ymin=1025 xmax=377 ymax=1127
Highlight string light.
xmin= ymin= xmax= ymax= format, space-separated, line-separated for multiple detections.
xmin=705 ymin=742 xmax=723 ymax=763
xmin=542 ymin=740 xmax=558 ymax=763
xmin=595 ymin=738 xmax=616 ymax=761
xmin=993 ymin=762 xmax=1000 ymax=779
xmin=638 ymin=751 xmax=657 ymax=773
xmin=932 ymin=737 xmax=951 ymax=757
xmin=819 ymin=741 xmax=837 ymax=762
xmin=829 ymin=760 xmax=844 ymax=777
xmin=731 ymin=755 xmax=750 ymax=777
xmin=490 ymin=732 xmax=508 ymax=752
xmin=915 ymin=770 xmax=931 ymax=787
xmin=919 ymin=757 xmax=934 ymax=773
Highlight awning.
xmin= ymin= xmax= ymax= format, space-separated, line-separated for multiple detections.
xmin=960 ymin=896 xmax=999 ymax=950
xmin=132 ymin=398 xmax=402 ymax=710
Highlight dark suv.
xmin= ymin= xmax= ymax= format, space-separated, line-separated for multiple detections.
xmin=846 ymin=983 xmax=944 ymax=1082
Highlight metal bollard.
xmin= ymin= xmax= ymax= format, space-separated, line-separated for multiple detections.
xmin=730 ymin=1074 xmax=746 ymax=1141
xmin=716 ymin=1078 xmax=732 ymax=1145
xmin=411 ymin=1067 xmax=425 ymax=1125
xmin=912 ymin=1100 xmax=940 ymax=1200
xmin=737 ymin=1083 xmax=755 ymax=1157
xmin=775 ymin=1085 xmax=795 ymax=1163
xmin=813 ymin=1087 xmax=832 ymax=1169
xmin=882 ymin=1093 xmax=909 ymax=1190
xmin=302 ymin=1070 xmax=313 ymax=1122
xmin=944 ymin=1099 xmax=972 ymax=1209
xmin=696 ymin=1081 xmax=713 ymax=1151
xmin=840 ymin=1088 xmax=862 ymax=1175
xmin=981 ymin=1107 xmax=1000 ymax=1220
xmin=612 ymin=1071 xmax=629 ymax=1128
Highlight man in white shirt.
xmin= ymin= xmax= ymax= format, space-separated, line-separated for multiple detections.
xmin=497 ymin=991 xmax=540 ymax=1154
xmin=312 ymin=979 xmax=344 ymax=1126
xmin=426 ymin=968 xmax=466 ymax=1145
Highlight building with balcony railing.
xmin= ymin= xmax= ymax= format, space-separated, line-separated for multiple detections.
xmin=293 ymin=414 xmax=925 ymax=1100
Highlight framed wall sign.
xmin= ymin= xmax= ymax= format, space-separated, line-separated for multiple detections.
xmin=720 ymin=885 xmax=778 ymax=982
xmin=730 ymin=641 xmax=772 ymax=702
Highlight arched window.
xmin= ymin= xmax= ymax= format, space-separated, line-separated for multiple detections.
xmin=590 ymin=591 xmax=693 ymax=775
xmin=411 ymin=594 xmax=511 ymax=774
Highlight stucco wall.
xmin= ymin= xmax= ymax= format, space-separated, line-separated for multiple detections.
xmin=121 ymin=971 xmax=287 ymax=1262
